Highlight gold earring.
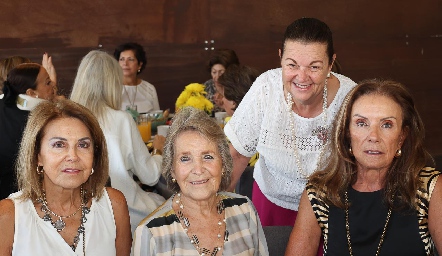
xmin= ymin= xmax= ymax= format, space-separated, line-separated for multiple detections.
xmin=395 ymin=149 xmax=402 ymax=157
xmin=91 ymin=168 xmax=95 ymax=175
xmin=36 ymin=165 xmax=43 ymax=175
xmin=349 ymin=147 xmax=353 ymax=156
xmin=171 ymin=178 xmax=176 ymax=183
xmin=327 ymin=72 xmax=331 ymax=78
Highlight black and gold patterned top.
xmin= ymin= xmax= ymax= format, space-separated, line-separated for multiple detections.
xmin=307 ymin=167 xmax=440 ymax=256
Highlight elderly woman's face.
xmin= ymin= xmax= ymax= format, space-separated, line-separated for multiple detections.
xmin=172 ymin=130 xmax=223 ymax=202
xmin=281 ymin=40 xmax=333 ymax=106
xmin=349 ymin=94 xmax=405 ymax=173
xmin=38 ymin=117 xmax=94 ymax=190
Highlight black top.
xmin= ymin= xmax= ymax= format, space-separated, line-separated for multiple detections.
xmin=327 ymin=188 xmax=426 ymax=256
xmin=0 ymin=98 xmax=29 ymax=199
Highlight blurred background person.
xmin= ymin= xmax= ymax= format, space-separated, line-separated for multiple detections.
xmin=203 ymin=48 xmax=240 ymax=112
xmin=0 ymin=56 xmax=31 ymax=94
xmin=0 ymin=99 xmax=131 ymax=255
xmin=217 ymin=64 xmax=259 ymax=117
xmin=0 ymin=63 xmax=55 ymax=199
xmin=70 ymin=50 xmax=165 ymax=233
xmin=114 ymin=42 xmax=160 ymax=113
xmin=285 ymin=79 xmax=442 ymax=255
xmin=224 ymin=18 xmax=357 ymax=229
xmin=133 ymin=107 xmax=268 ymax=256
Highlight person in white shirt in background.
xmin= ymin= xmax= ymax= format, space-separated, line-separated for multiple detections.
xmin=70 ymin=50 xmax=166 ymax=234
xmin=114 ymin=42 xmax=160 ymax=114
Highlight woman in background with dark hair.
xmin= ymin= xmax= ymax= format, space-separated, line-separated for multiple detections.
xmin=114 ymin=42 xmax=160 ymax=113
xmin=0 ymin=63 xmax=55 ymax=199
xmin=203 ymin=48 xmax=240 ymax=111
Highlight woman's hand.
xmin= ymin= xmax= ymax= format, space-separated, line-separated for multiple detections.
xmin=152 ymin=135 xmax=166 ymax=155
xmin=42 ymin=53 xmax=57 ymax=84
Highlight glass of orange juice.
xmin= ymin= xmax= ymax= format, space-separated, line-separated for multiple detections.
xmin=137 ymin=114 xmax=152 ymax=143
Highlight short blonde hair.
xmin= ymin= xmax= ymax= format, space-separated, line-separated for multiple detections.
xmin=162 ymin=107 xmax=232 ymax=193
xmin=16 ymin=99 xmax=109 ymax=201
xmin=70 ymin=50 xmax=123 ymax=123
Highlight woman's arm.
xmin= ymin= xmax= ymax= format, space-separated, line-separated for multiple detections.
xmin=284 ymin=190 xmax=321 ymax=256
xmin=107 ymin=187 xmax=132 ymax=256
xmin=429 ymin=176 xmax=442 ymax=253
xmin=0 ymin=199 xmax=15 ymax=255
xmin=227 ymin=144 xmax=251 ymax=192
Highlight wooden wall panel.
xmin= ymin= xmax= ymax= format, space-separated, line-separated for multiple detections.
xmin=0 ymin=0 xmax=441 ymax=156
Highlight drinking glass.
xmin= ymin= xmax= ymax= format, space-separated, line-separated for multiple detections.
xmin=137 ymin=113 xmax=152 ymax=143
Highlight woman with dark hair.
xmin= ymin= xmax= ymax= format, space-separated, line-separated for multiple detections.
xmin=217 ymin=64 xmax=259 ymax=116
xmin=224 ymin=18 xmax=357 ymax=228
xmin=203 ymin=48 xmax=240 ymax=111
xmin=114 ymin=42 xmax=160 ymax=113
xmin=0 ymin=63 xmax=55 ymax=199
xmin=285 ymin=79 xmax=441 ymax=255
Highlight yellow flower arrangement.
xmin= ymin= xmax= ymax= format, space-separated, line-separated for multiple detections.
xmin=176 ymin=83 xmax=214 ymax=114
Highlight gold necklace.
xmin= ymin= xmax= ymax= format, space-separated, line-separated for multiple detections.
xmin=285 ymin=76 xmax=329 ymax=177
xmin=175 ymin=193 xmax=229 ymax=256
xmin=344 ymin=191 xmax=393 ymax=256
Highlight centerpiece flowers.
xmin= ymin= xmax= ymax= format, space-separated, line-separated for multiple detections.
xmin=176 ymin=83 xmax=214 ymax=114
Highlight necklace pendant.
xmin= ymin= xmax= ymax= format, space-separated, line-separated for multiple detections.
xmin=43 ymin=213 xmax=52 ymax=222
xmin=53 ymin=218 xmax=66 ymax=232
xmin=312 ymin=126 xmax=329 ymax=145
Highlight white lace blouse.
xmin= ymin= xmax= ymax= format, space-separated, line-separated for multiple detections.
xmin=224 ymin=68 xmax=356 ymax=210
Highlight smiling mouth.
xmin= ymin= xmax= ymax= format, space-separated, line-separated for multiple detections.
xmin=190 ymin=179 xmax=209 ymax=185
xmin=294 ymin=83 xmax=311 ymax=89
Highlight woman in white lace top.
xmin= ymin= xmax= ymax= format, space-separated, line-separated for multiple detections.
xmin=224 ymin=18 xmax=356 ymax=228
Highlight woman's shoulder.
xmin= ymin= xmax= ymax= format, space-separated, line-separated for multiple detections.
xmin=105 ymin=187 xmax=127 ymax=204
xmin=0 ymin=198 xmax=15 ymax=228
xmin=419 ymin=167 xmax=441 ymax=195
xmin=139 ymin=80 xmax=156 ymax=89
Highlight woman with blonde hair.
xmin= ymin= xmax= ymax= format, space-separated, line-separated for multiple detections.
xmin=70 ymin=50 xmax=166 ymax=233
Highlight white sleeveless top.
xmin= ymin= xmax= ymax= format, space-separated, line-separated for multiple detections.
xmin=10 ymin=188 xmax=117 ymax=256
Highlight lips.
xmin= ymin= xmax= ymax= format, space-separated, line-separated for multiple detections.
xmin=365 ymin=150 xmax=383 ymax=155
xmin=63 ymin=168 xmax=81 ymax=173
xmin=190 ymin=179 xmax=209 ymax=185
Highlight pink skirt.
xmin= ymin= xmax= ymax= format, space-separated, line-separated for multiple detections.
xmin=252 ymin=181 xmax=297 ymax=226
xmin=252 ymin=181 xmax=324 ymax=255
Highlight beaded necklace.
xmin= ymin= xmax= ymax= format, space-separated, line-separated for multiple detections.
xmin=175 ymin=193 xmax=229 ymax=256
xmin=285 ymin=75 xmax=330 ymax=177
xmin=37 ymin=186 xmax=90 ymax=253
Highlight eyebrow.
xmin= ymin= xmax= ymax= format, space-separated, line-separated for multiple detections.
xmin=353 ymin=114 xmax=397 ymax=121
xmin=285 ymin=58 xmax=324 ymax=65
xmin=49 ymin=137 xmax=92 ymax=141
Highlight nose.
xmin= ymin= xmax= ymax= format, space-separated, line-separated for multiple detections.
xmin=66 ymin=146 xmax=79 ymax=162
xmin=192 ymin=158 xmax=204 ymax=175
xmin=367 ymin=126 xmax=380 ymax=143
xmin=294 ymin=66 xmax=310 ymax=82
